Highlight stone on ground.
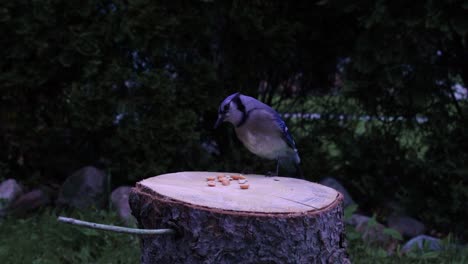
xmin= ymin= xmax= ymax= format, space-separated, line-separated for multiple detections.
xmin=9 ymin=189 xmax=50 ymax=216
xmin=57 ymin=166 xmax=107 ymax=209
xmin=387 ymin=215 xmax=426 ymax=238
xmin=0 ymin=179 xmax=23 ymax=214
xmin=320 ymin=177 xmax=355 ymax=207
xmin=402 ymin=235 xmax=442 ymax=253
xmin=111 ymin=186 xmax=134 ymax=223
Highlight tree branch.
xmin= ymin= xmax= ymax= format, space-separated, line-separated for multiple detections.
xmin=58 ymin=216 xmax=176 ymax=236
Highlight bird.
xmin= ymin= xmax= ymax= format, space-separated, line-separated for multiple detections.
xmin=214 ymin=92 xmax=303 ymax=178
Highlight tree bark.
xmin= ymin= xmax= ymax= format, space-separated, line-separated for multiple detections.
xmin=129 ymin=172 xmax=350 ymax=264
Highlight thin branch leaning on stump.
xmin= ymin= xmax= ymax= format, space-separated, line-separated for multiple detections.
xmin=58 ymin=216 xmax=176 ymax=236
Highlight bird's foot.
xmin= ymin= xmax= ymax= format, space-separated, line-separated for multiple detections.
xmin=240 ymin=168 xmax=251 ymax=175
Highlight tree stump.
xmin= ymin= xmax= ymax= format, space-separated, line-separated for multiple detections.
xmin=129 ymin=172 xmax=350 ymax=264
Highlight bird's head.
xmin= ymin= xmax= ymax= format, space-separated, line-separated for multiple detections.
xmin=214 ymin=92 xmax=246 ymax=128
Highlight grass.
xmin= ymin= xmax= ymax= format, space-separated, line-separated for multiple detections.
xmin=348 ymin=227 xmax=468 ymax=264
xmin=349 ymin=240 xmax=468 ymax=264
xmin=0 ymin=210 xmax=139 ymax=264
xmin=0 ymin=210 xmax=467 ymax=263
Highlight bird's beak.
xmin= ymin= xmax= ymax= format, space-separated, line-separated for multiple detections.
xmin=214 ymin=115 xmax=224 ymax=129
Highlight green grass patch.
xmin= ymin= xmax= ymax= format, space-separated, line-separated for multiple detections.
xmin=348 ymin=235 xmax=468 ymax=264
xmin=0 ymin=210 xmax=139 ymax=264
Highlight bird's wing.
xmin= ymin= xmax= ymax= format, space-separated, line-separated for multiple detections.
xmin=274 ymin=113 xmax=297 ymax=150
xmin=245 ymin=104 xmax=297 ymax=150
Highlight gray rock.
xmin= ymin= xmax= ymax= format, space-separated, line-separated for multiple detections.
xmin=384 ymin=200 xmax=406 ymax=215
xmin=9 ymin=189 xmax=50 ymax=216
xmin=345 ymin=213 xmax=370 ymax=227
xmin=0 ymin=179 xmax=23 ymax=212
xmin=319 ymin=177 xmax=355 ymax=207
xmin=58 ymin=166 xmax=107 ymax=209
xmin=111 ymin=186 xmax=134 ymax=223
xmin=347 ymin=214 xmax=399 ymax=253
xmin=402 ymin=235 xmax=442 ymax=253
xmin=387 ymin=215 xmax=426 ymax=238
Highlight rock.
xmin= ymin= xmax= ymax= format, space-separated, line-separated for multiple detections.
xmin=0 ymin=179 xmax=23 ymax=214
xmin=384 ymin=200 xmax=406 ymax=215
xmin=345 ymin=213 xmax=370 ymax=227
xmin=9 ymin=189 xmax=50 ymax=216
xmin=402 ymin=235 xmax=442 ymax=253
xmin=355 ymin=217 xmax=392 ymax=246
xmin=348 ymin=214 xmax=399 ymax=253
xmin=319 ymin=177 xmax=355 ymax=207
xmin=111 ymin=186 xmax=134 ymax=223
xmin=387 ymin=215 xmax=426 ymax=238
xmin=57 ymin=166 xmax=107 ymax=209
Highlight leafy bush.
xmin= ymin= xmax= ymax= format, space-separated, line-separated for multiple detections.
xmin=1 ymin=0 xmax=467 ymax=241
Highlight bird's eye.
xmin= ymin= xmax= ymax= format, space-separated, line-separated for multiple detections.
xmin=223 ymin=104 xmax=229 ymax=112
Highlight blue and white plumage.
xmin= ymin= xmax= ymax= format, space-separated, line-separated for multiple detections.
xmin=214 ymin=92 xmax=302 ymax=178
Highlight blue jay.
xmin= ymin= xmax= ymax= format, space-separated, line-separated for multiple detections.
xmin=214 ymin=92 xmax=303 ymax=178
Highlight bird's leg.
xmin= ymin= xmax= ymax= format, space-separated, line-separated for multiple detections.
xmin=276 ymin=158 xmax=280 ymax=176
xmin=240 ymin=168 xmax=251 ymax=175
xmin=264 ymin=159 xmax=279 ymax=177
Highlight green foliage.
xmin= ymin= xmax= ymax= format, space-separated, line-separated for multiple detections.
xmin=0 ymin=210 xmax=139 ymax=264
xmin=383 ymin=227 xmax=403 ymax=242
xmin=0 ymin=0 xmax=222 ymax=184
xmin=344 ymin=204 xmax=358 ymax=220
xmin=347 ymin=223 xmax=468 ymax=263
xmin=1 ymin=0 xmax=467 ymax=242
xmin=329 ymin=1 xmax=468 ymax=236
xmin=348 ymin=235 xmax=468 ymax=264
xmin=293 ymin=94 xmax=468 ymax=238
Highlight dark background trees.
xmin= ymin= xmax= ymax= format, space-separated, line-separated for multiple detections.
xmin=1 ymin=0 xmax=467 ymax=240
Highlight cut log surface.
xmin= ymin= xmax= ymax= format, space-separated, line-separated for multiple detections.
xmin=130 ymin=171 xmax=350 ymax=264
xmin=140 ymin=171 xmax=338 ymax=214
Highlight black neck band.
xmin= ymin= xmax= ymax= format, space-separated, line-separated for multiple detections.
xmin=233 ymin=96 xmax=248 ymax=127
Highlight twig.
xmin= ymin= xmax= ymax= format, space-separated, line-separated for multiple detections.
xmin=58 ymin=216 xmax=176 ymax=236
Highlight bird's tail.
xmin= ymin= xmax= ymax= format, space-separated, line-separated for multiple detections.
xmin=293 ymin=149 xmax=303 ymax=179
xmin=294 ymin=161 xmax=304 ymax=179
xmin=278 ymin=151 xmax=303 ymax=179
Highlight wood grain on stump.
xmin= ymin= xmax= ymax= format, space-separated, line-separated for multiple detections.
xmin=129 ymin=171 xmax=350 ymax=264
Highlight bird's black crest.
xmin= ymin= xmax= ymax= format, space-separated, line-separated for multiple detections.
xmin=232 ymin=94 xmax=248 ymax=127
